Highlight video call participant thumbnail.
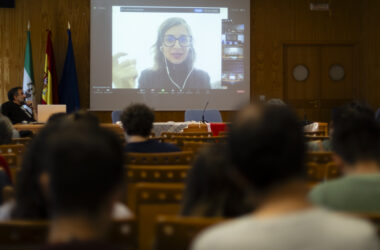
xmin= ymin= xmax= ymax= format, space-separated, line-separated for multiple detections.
xmin=138 ymin=17 xmax=211 ymax=90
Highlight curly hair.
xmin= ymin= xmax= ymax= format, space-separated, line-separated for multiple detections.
xmin=120 ymin=104 xmax=154 ymax=137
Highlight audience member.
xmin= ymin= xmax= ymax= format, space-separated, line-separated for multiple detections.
xmin=8 ymin=122 xmax=56 ymax=220
xmin=192 ymin=105 xmax=380 ymax=250
xmin=1 ymin=87 xmax=35 ymax=124
xmin=46 ymin=112 xmax=67 ymax=125
xmin=39 ymin=122 xmax=125 ymax=249
xmin=0 ymin=118 xmax=131 ymax=221
xmin=121 ymin=103 xmax=180 ymax=153
xmin=308 ymin=101 xmax=374 ymax=151
xmin=0 ymin=155 xmax=12 ymax=205
xmin=181 ymin=144 xmax=252 ymax=217
xmin=68 ymin=110 xmax=100 ymax=126
xmin=309 ymin=116 xmax=380 ymax=212
xmin=0 ymin=115 xmax=16 ymax=144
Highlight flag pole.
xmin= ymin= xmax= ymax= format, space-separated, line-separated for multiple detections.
xmin=68 ymin=21 xmax=71 ymax=30
xmin=27 ymin=20 xmax=30 ymax=31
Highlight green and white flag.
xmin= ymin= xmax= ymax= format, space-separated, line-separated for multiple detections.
xmin=23 ymin=23 xmax=35 ymax=103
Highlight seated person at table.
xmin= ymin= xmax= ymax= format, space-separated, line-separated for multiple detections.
xmin=309 ymin=114 xmax=380 ymax=213
xmin=121 ymin=103 xmax=180 ymax=153
xmin=1 ymin=87 xmax=35 ymax=124
xmin=182 ymin=144 xmax=252 ymax=217
xmin=39 ymin=122 xmax=126 ymax=250
xmin=192 ymin=105 xmax=380 ymax=250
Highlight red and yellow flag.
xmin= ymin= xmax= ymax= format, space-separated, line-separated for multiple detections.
xmin=41 ymin=30 xmax=58 ymax=104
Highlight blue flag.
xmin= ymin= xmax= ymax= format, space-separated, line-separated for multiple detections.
xmin=59 ymin=29 xmax=80 ymax=113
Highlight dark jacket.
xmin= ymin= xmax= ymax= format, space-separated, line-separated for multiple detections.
xmin=1 ymin=101 xmax=35 ymax=124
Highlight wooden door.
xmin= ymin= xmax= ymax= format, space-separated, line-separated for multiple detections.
xmin=284 ymin=44 xmax=354 ymax=122
xmin=284 ymin=45 xmax=321 ymax=122
xmin=320 ymin=46 xmax=354 ymax=121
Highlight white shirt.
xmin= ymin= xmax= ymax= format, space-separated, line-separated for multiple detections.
xmin=192 ymin=208 xmax=380 ymax=250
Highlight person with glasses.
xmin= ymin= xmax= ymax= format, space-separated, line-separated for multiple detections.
xmin=138 ymin=17 xmax=211 ymax=90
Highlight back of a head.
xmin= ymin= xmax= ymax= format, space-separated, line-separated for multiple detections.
xmin=43 ymin=122 xmax=124 ymax=218
xmin=332 ymin=117 xmax=380 ymax=165
xmin=120 ymin=103 xmax=154 ymax=137
xmin=47 ymin=112 xmax=67 ymax=125
xmin=0 ymin=115 xmax=13 ymax=144
xmin=332 ymin=101 xmax=374 ymax=126
xmin=229 ymin=105 xmax=306 ymax=191
xmin=182 ymin=144 xmax=251 ymax=217
xmin=69 ymin=110 xmax=99 ymax=126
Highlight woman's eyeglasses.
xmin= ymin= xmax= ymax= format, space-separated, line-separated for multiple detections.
xmin=163 ymin=35 xmax=192 ymax=47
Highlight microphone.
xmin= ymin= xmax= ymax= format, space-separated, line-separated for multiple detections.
xmin=201 ymin=101 xmax=209 ymax=123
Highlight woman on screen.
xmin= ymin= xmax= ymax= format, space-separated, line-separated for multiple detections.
xmin=138 ymin=17 xmax=211 ymax=90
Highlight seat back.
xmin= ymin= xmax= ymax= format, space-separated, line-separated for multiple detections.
xmin=0 ymin=220 xmax=48 ymax=250
xmin=181 ymin=142 xmax=210 ymax=153
xmin=0 ymin=219 xmax=138 ymax=250
xmin=111 ymin=110 xmax=123 ymax=123
xmin=173 ymin=136 xmax=227 ymax=148
xmin=125 ymin=165 xmax=190 ymax=209
xmin=154 ymin=216 xmax=224 ymax=250
xmin=1 ymin=153 xmax=20 ymax=184
xmin=0 ymin=144 xmax=25 ymax=156
xmin=126 ymin=151 xmax=193 ymax=165
xmin=182 ymin=123 xmax=209 ymax=133
xmin=185 ymin=110 xmax=222 ymax=122
xmin=306 ymin=152 xmax=341 ymax=183
xmin=10 ymin=138 xmax=32 ymax=146
xmin=132 ymin=183 xmax=184 ymax=250
xmin=305 ymin=136 xmax=330 ymax=142
xmin=161 ymin=132 xmax=212 ymax=139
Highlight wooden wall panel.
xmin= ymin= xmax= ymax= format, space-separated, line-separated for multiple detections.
xmin=1 ymin=0 xmax=379 ymax=122
xmin=360 ymin=0 xmax=380 ymax=109
xmin=251 ymin=0 xmax=361 ymax=101
xmin=0 ymin=0 xmax=90 ymax=108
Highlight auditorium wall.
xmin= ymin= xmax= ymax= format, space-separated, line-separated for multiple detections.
xmin=0 ymin=0 xmax=379 ymax=122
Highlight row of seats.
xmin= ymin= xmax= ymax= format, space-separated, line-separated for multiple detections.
xmin=0 ymin=144 xmax=339 ymax=187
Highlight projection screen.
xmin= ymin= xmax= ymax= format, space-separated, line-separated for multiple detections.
xmin=91 ymin=0 xmax=250 ymax=110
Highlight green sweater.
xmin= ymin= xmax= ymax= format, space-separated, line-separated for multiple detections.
xmin=309 ymin=174 xmax=380 ymax=213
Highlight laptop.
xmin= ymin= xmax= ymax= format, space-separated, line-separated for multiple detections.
xmin=37 ymin=104 xmax=67 ymax=123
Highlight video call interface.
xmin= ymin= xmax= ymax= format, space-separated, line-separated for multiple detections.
xmin=91 ymin=0 xmax=250 ymax=110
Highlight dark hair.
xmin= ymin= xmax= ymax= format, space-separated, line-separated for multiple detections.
xmin=229 ymin=106 xmax=306 ymax=191
xmin=8 ymin=87 xmax=22 ymax=101
xmin=182 ymin=144 xmax=252 ymax=217
xmin=0 ymin=115 xmax=13 ymax=145
xmin=69 ymin=110 xmax=99 ymax=126
xmin=47 ymin=112 xmax=67 ymax=125
xmin=152 ymin=17 xmax=195 ymax=70
xmin=12 ymin=123 xmax=60 ymax=219
xmin=332 ymin=101 xmax=374 ymax=126
xmin=44 ymin=122 xmax=124 ymax=217
xmin=120 ymin=104 xmax=154 ymax=137
xmin=332 ymin=117 xmax=380 ymax=165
